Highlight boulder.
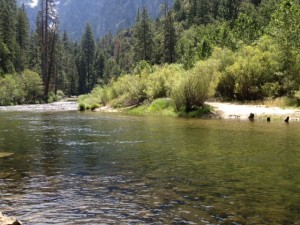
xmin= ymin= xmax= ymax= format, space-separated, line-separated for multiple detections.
xmin=0 ymin=212 xmax=22 ymax=225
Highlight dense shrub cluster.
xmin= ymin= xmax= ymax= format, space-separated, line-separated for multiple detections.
xmin=79 ymin=59 xmax=219 ymax=112
xmin=0 ymin=70 xmax=43 ymax=106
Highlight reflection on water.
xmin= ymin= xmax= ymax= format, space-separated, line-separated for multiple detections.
xmin=1 ymin=111 xmax=300 ymax=224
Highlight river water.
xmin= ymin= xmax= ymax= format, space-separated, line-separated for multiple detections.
xmin=0 ymin=111 xmax=300 ymax=224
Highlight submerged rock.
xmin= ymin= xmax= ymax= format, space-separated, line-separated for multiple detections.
xmin=0 ymin=152 xmax=14 ymax=158
xmin=0 ymin=212 xmax=22 ymax=225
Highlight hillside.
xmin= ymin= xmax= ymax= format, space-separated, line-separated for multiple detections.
xmin=17 ymin=0 xmax=174 ymax=39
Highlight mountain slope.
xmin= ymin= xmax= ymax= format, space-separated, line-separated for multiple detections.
xmin=17 ymin=0 xmax=174 ymax=40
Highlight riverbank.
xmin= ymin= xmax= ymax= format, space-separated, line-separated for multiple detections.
xmin=0 ymin=101 xmax=78 ymax=112
xmin=208 ymin=102 xmax=300 ymax=121
xmin=1 ymin=101 xmax=300 ymax=121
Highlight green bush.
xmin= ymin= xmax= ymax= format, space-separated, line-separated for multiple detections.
xmin=78 ymin=103 xmax=86 ymax=111
xmin=91 ymin=103 xmax=100 ymax=111
xmin=217 ymin=39 xmax=280 ymax=101
xmin=0 ymin=74 xmax=24 ymax=105
xmin=172 ymin=59 xmax=220 ymax=112
xmin=21 ymin=69 xmax=43 ymax=103
xmin=145 ymin=64 xmax=184 ymax=100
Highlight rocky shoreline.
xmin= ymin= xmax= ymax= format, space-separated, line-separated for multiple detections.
xmin=0 ymin=212 xmax=22 ymax=225
xmin=0 ymin=101 xmax=78 ymax=112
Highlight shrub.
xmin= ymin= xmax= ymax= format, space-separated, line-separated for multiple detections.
xmin=172 ymin=59 xmax=220 ymax=112
xmin=91 ymin=103 xmax=100 ymax=111
xmin=0 ymin=74 xmax=23 ymax=105
xmin=217 ymin=41 xmax=280 ymax=101
xmin=148 ymin=98 xmax=173 ymax=113
xmin=78 ymin=103 xmax=86 ymax=111
xmin=146 ymin=64 xmax=184 ymax=100
xmin=21 ymin=69 xmax=43 ymax=104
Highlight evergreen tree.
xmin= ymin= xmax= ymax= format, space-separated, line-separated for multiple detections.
xmin=174 ymin=0 xmax=187 ymax=22
xmin=133 ymin=7 xmax=154 ymax=63
xmin=188 ymin=0 xmax=198 ymax=24
xmin=196 ymin=0 xmax=212 ymax=24
xmin=162 ymin=11 xmax=177 ymax=63
xmin=15 ymin=4 xmax=30 ymax=72
xmin=221 ymin=0 xmax=241 ymax=22
xmin=0 ymin=0 xmax=17 ymax=73
xmin=93 ymin=46 xmax=106 ymax=85
xmin=81 ymin=23 xmax=95 ymax=92
xmin=37 ymin=0 xmax=59 ymax=99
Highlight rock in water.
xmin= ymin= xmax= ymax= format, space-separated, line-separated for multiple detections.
xmin=0 ymin=212 xmax=22 ymax=225
xmin=284 ymin=116 xmax=290 ymax=123
xmin=0 ymin=152 xmax=14 ymax=158
xmin=248 ymin=113 xmax=255 ymax=121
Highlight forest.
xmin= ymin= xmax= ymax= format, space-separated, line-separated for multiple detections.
xmin=1 ymin=0 xmax=300 ymax=114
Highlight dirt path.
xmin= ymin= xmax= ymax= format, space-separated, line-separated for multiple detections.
xmin=0 ymin=101 xmax=78 ymax=112
xmin=207 ymin=102 xmax=300 ymax=121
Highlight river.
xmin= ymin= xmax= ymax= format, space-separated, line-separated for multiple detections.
xmin=0 ymin=111 xmax=300 ymax=224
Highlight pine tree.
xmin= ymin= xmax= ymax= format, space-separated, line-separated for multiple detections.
xmin=162 ymin=11 xmax=176 ymax=63
xmin=37 ymin=0 xmax=59 ymax=99
xmin=196 ymin=0 xmax=212 ymax=24
xmin=133 ymin=7 xmax=154 ymax=63
xmin=15 ymin=4 xmax=30 ymax=71
xmin=0 ymin=0 xmax=17 ymax=73
xmin=81 ymin=23 xmax=95 ymax=92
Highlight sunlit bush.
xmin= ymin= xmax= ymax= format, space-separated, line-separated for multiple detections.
xmin=21 ymin=69 xmax=43 ymax=103
xmin=145 ymin=64 xmax=184 ymax=100
xmin=172 ymin=59 xmax=220 ymax=112
xmin=0 ymin=74 xmax=23 ymax=105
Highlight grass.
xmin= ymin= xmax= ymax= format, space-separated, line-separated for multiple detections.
xmin=127 ymin=98 xmax=177 ymax=117
xmin=127 ymin=98 xmax=212 ymax=118
xmin=178 ymin=105 xmax=212 ymax=118
xmin=263 ymin=97 xmax=299 ymax=108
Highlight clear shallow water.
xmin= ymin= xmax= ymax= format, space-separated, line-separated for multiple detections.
xmin=0 ymin=111 xmax=300 ymax=225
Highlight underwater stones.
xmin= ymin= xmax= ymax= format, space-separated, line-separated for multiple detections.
xmin=0 ymin=212 xmax=22 ymax=225
xmin=0 ymin=152 xmax=14 ymax=158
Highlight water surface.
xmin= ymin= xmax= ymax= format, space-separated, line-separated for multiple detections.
xmin=0 ymin=111 xmax=300 ymax=224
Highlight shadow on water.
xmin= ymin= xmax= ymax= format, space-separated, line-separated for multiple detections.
xmin=1 ymin=111 xmax=300 ymax=224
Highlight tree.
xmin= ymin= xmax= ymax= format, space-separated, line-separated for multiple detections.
xmin=268 ymin=0 xmax=300 ymax=94
xmin=15 ymin=4 xmax=30 ymax=72
xmin=196 ymin=0 xmax=212 ymax=24
xmin=133 ymin=7 xmax=154 ymax=63
xmin=80 ymin=23 xmax=96 ymax=92
xmin=221 ymin=0 xmax=241 ymax=22
xmin=0 ymin=0 xmax=17 ymax=73
xmin=37 ymin=0 xmax=59 ymax=99
xmin=162 ymin=11 xmax=177 ymax=63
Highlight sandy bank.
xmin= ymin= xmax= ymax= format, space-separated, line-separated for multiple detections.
xmin=0 ymin=101 xmax=78 ymax=112
xmin=207 ymin=102 xmax=300 ymax=121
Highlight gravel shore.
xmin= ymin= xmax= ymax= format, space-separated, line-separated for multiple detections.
xmin=0 ymin=101 xmax=78 ymax=112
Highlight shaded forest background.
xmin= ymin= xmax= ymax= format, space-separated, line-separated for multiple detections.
xmin=1 ymin=0 xmax=300 ymax=112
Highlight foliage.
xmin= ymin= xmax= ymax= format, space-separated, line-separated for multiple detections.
xmin=0 ymin=70 xmax=43 ymax=105
xmin=21 ymin=69 xmax=43 ymax=103
xmin=2 ymin=0 xmax=300 ymax=107
xmin=217 ymin=37 xmax=281 ymax=100
xmin=128 ymin=98 xmax=177 ymax=117
xmin=78 ymin=102 xmax=86 ymax=111
xmin=172 ymin=59 xmax=220 ymax=112
xmin=0 ymin=74 xmax=23 ymax=106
